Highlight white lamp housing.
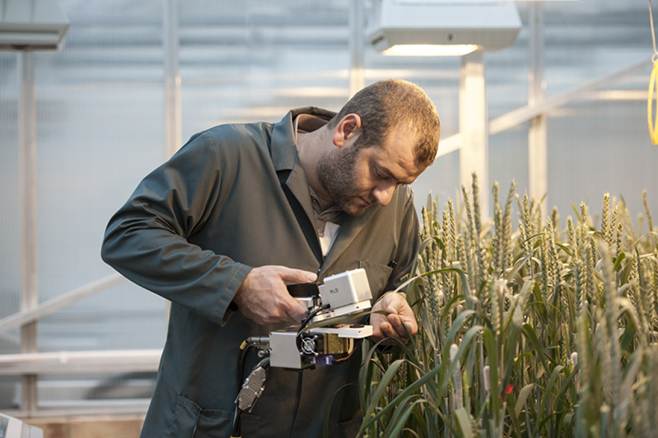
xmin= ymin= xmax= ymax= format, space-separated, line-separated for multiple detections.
xmin=0 ymin=0 xmax=70 ymax=51
xmin=367 ymin=0 xmax=522 ymax=56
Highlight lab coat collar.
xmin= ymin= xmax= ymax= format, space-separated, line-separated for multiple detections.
xmin=270 ymin=107 xmax=336 ymax=172
xmin=270 ymin=108 xmax=335 ymax=263
xmin=270 ymin=108 xmax=382 ymax=274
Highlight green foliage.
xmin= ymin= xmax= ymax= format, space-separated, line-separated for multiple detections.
xmin=357 ymin=176 xmax=658 ymax=438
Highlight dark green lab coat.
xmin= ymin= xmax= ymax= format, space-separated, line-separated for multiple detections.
xmin=101 ymin=108 xmax=420 ymax=437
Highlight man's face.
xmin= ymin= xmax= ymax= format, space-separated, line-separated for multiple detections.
xmin=317 ymin=127 xmax=425 ymax=216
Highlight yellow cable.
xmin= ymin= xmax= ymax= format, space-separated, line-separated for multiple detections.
xmin=649 ymin=0 xmax=658 ymax=144
xmin=649 ymin=59 xmax=658 ymax=145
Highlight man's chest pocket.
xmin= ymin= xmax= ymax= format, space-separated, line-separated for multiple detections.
xmin=358 ymin=260 xmax=394 ymax=299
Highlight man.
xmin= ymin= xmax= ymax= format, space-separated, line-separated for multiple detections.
xmin=101 ymin=79 xmax=440 ymax=437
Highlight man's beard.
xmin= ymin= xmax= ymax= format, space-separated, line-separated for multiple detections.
xmin=316 ymin=146 xmax=371 ymax=216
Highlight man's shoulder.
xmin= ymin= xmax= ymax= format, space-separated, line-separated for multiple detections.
xmin=179 ymin=121 xmax=275 ymax=159
xmin=201 ymin=121 xmax=274 ymax=147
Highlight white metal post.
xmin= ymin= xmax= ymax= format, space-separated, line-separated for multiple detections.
xmin=18 ymin=51 xmax=38 ymax=415
xmin=164 ymin=0 xmax=182 ymax=160
xmin=459 ymin=51 xmax=489 ymax=215
xmin=349 ymin=0 xmax=366 ymax=97
xmin=528 ymin=2 xmax=548 ymax=214
xmin=163 ymin=0 xmax=181 ymax=324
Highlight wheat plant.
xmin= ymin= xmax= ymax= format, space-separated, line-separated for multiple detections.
xmin=355 ymin=175 xmax=658 ymax=438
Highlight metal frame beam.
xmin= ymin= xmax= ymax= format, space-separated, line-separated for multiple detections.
xmin=3 ymin=404 xmax=150 ymax=419
xmin=490 ymin=57 xmax=649 ymax=135
xmin=434 ymin=133 xmax=462 ymax=158
xmin=528 ymin=2 xmax=548 ymax=213
xmin=164 ymin=0 xmax=181 ymax=159
xmin=18 ymin=50 xmax=38 ymax=416
xmin=0 ymin=350 xmax=161 ymax=375
xmin=0 ymin=274 xmax=126 ymax=335
xmin=459 ymin=51 xmax=489 ymax=214
xmin=349 ymin=0 xmax=365 ymax=97
xmin=435 ymin=58 xmax=647 ymax=166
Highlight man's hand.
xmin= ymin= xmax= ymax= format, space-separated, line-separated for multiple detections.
xmin=371 ymin=292 xmax=418 ymax=345
xmin=233 ymin=265 xmax=317 ymax=325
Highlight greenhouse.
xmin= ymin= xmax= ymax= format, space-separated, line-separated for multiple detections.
xmin=1 ymin=0 xmax=657 ymax=437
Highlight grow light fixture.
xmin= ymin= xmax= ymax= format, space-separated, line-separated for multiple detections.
xmin=367 ymin=0 xmax=522 ymax=56
xmin=382 ymin=44 xmax=479 ymax=57
xmin=0 ymin=0 xmax=70 ymax=51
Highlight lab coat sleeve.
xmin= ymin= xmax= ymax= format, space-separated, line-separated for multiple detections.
xmin=100 ymin=132 xmax=252 ymax=326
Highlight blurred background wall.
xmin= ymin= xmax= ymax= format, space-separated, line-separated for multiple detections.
xmin=0 ymin=0 xmax=656 ymax=416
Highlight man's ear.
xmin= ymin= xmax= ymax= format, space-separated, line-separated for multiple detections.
xmin=332 ymin=114 xmax=362 ymax=148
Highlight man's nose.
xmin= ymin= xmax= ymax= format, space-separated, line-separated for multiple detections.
xmin=372 ymin=181 xmax=397 ymax=207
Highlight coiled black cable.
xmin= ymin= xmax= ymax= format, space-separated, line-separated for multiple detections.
xmin=298 ymin=303 xmax=330 ymax=333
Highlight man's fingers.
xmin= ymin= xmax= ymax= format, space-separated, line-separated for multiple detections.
xmin=385 ymin=314 xmax=409 ymax=341
xmin=387 ymin=313 xmax=418 ymax=337
xmin=377 ymin=321 xmax=394 ymax=338
xmin=278 ymin=267 xmax=315 ymax=322
xmin=370 ymin=293 xmax=419 ymax=345
xmin=234 ymin=265 xmax=313 ymax=325
xmin=387 ymin=313 xmax=403 ymax=332
xmin=278 ymin=266 xmax=317 ymax=284
xmin=286 ymin=298 xmax=309 ymax=322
